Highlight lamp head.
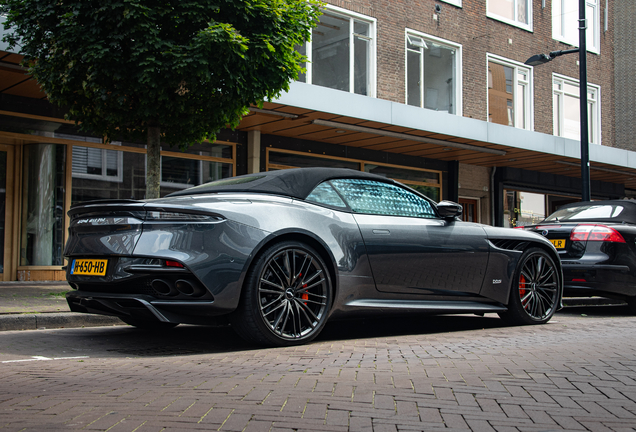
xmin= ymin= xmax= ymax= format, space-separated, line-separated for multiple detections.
xmin=525 ymin=53 xmax=551 ymax=66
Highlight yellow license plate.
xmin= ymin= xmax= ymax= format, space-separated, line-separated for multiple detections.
xmin=550 ymin=239 xmax=566 ymax=249
xmin=71 ymin=259 xmax=108 ymax=276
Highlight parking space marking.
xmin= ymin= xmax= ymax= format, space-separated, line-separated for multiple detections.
xmin=1 ymin=355 xmax=89 ymax=363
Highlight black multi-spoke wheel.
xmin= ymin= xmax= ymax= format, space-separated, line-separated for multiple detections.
xmin=230 ymin=241 xmax=332 ymax=346
xmin=499 ymin=248 xmax=561 ymax=325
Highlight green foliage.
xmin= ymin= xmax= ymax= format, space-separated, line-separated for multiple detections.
xmin=1 ymin=0 xmax=321 ymax=149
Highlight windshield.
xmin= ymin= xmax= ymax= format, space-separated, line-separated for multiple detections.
xmin=545 ymin=204 xmax=625 ymax=221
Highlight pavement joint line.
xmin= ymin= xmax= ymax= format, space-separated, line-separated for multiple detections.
xmin=1 ymin=355 xmax=90 ymax=363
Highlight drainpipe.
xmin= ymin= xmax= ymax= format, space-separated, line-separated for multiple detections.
xmin=491 ymin=166 xmax=497 ymax=226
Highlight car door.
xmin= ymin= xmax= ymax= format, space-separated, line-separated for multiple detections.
xmin=330 ymin=179 xmax=490 ymax=296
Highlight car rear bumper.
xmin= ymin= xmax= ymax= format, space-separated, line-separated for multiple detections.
xmin=66 ymin=290 xmax=230 ymax=325
xmin=562 ymin=263 xmax=636 ymax=298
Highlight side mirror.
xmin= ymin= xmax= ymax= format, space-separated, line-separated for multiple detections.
xmin=437 ymin=200 xmax=463 ymax=220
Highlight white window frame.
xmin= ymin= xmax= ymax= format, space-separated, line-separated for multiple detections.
xmin=552 ymin=0 xmax=600 ymax=54
xmin=405 ymin=30 xmax=462 ymax=116
xmin=439 ymin=0 xmax=462 ymax=6
xmin=487 ymin=54 xmax=534 ymax=131
xmin=487 ymin=0 xmax=533 ymax=31
xmin=301 ymin=5 xmax=377 ymax=97
xmin=552 ymin=73 xmax=601 ymax=145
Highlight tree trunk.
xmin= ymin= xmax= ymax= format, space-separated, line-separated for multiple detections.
xmin=146 ymin=125 xmax=161 ymax=199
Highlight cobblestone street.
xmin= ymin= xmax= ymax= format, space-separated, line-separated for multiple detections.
xmin=1 ymin=306 xmax=635 ymax=431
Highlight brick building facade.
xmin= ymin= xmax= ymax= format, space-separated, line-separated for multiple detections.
xmin=614 ymin=1 xmax=636 ymax=150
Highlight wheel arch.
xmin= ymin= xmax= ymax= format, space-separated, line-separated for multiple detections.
xmin=237 ymin=229 xmax=339 ymax=307
xmin=487 ymin=239 xmax=563 ymax=306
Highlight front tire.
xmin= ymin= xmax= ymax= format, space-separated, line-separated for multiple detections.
xmin=499 ymin=247 xmax=560 ymax=325
xmin=230 ymin=240 xmax=332 ymax=346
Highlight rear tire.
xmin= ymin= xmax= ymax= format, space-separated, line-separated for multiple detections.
xmin=230 ymin=240 xmax=332 ymax=346
xmin=499 ymin=247 xmax=560 ymax=325
xmin=121 ymin=317 xmax=178 ymax=331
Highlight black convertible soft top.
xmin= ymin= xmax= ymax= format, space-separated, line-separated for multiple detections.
xmin=544 ymin=199 xmax=636 ymax=224
xmin=167 ymin=167 xmax=398 ymax=200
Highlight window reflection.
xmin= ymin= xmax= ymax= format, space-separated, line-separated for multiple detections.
xmin=72 ymin=150 xmax=146 ymax=203
xmin=21 ymin=144 xmax=66 ymax=266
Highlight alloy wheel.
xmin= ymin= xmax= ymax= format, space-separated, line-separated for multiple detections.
xmin=517 ymin=252 xmax=559 ymax=321
xmin=257 ymin=248 xmax=329 ymax=340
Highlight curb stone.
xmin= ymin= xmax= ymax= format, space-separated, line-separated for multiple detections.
xmin=0 ymin=313 xmax=124 ymax=331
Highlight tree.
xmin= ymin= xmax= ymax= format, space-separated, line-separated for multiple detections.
xmin=1 ymin=0 xmax=321 ymax=198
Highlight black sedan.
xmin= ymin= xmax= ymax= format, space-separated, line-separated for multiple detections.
xmin=64 ymin=168 xmax=562 ymax=346
xmin=522 ymin=200 xmax=636 ymax=313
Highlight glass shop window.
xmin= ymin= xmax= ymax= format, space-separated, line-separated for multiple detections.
xmin=21 ymin=144 xmax=66 ymax=266
xmin=504 ymin=190 xmax=546 ymax=227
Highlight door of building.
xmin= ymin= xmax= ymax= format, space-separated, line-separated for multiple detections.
xmin=459 ymin=198 xmax=478 ymax=222
xmin=0 ymin=145 xmax=15 ymax=280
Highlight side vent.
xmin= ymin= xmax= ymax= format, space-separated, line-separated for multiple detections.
xmin=489 ymin=239 xmax=530 ymax=251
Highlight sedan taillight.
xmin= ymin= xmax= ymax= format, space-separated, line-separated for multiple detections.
xmin=570 ymin=224 xmax=626 ymax=243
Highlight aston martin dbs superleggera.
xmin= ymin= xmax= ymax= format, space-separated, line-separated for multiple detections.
xmin=65 ymin=168 xmax=563 ymax=346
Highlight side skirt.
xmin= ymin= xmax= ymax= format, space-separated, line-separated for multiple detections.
xmin=345 ymin=299 xmax=507 ymax=312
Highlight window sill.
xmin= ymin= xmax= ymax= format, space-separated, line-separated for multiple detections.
xmin=486 ymin=13 xmax=533 ymax=32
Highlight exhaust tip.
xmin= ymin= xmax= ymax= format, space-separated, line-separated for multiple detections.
xmin=175 ymin=279 xmax=204 ymax=297
xmin=151 ymin=279 xmax=174 ymax=296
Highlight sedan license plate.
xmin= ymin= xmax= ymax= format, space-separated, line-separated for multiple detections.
xmin=550 ymin=239 xmax=566 ymax=249
xmin=71 ymin=259 xmax=108 ymax=276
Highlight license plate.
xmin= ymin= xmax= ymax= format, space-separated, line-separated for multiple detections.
xmin=71 ymin=259 xmax=108 ymax=276
xmin=550 ymin=239 xmax=566 ymax=249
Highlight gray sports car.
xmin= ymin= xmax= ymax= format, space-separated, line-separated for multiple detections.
xmin=65 ymin=168 xmax=563 ymax=346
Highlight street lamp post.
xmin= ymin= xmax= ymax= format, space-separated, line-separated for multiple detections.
xmin=525 ymin=0 xmax=591 ymax=202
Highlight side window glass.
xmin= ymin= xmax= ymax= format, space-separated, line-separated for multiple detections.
xmin=331 ymin=179 xmax=436 ymax=218
xmin=305 ymin=182 xmax=347 ymax=208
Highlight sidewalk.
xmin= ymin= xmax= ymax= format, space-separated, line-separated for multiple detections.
xmin=0 ymin=282 xmax=627 ymax=332
xmin=0 ymin=282 xmax=123 ymax=331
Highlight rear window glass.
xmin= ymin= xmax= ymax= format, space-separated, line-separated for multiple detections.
xmin=546 ymin=205 xmax=625 ymax=221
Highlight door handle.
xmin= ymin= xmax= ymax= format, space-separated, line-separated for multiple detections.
xmin=372 ymin=229 xmax=390 ymax=235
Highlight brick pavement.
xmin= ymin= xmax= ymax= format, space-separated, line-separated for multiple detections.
xmin=0 ymin=309 xmax=635 ymax=431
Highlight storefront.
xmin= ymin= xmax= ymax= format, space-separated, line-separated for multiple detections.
xmin=0 ymin=111 xmax=240 ymax=281
xmin=494 ymin=167 xmax=625 ymax=228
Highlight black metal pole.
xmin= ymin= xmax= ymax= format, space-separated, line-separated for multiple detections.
xmin=579 ymin=0 xmax=591 ymax=201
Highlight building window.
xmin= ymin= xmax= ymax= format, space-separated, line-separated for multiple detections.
xmin=439 ymin=0 xmax=461 ymax=6
xmin=21 ymin=144 xmax=66 ymax=266
xmin=297 ymin=6 xmax=376 ymax=97
xmin=406 ymin=31 xmax=461 ymax=115
xmin=553 ymin=0 xmax=599 ymax=53
xmin=552 ymin=74 xmax=600 ymax=144
xmin=72 ymin=146 xmax=123 ymax=182
xmin=488 ymin=55 xmax=533 ymax=130
xmin=55 ymin=133 xmax=124 ymax=182
xmin=487 ymin=0 xmax=532 ymax=30
xmin=504 ymin=190 xmax=546 ymax=228
xmin=160 ymin=142 xmax=235 ymax=195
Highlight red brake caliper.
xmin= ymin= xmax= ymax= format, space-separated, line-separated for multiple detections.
xmin=519 ymin=274 xmax=527 ymax=304
xmin=300 ymin=273 xmax=308 ymax=305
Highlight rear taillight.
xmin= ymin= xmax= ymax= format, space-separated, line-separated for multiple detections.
xmin=165 ymin=260 xmax=185 ymax=268
xmin=570 ymin=224 xmax=626 ymax=243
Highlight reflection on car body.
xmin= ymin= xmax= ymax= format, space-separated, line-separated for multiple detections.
xmin=65 ymin=168 xmax=563 ymax=346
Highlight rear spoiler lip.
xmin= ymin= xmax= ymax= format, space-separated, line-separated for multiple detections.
xmin=68 ymin=200 xmax=223 ymax=220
